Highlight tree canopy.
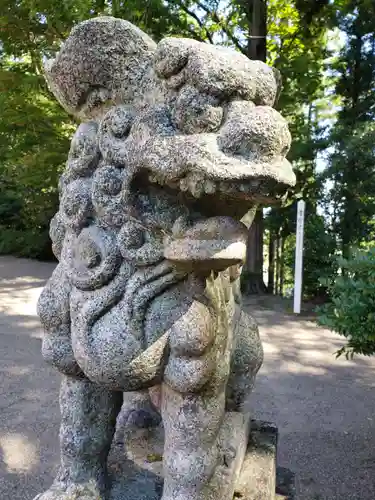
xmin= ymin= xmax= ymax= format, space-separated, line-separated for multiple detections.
xmin=1 ymin=0 xmax=375 ymax=312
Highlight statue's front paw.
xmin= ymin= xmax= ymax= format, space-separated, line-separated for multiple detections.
xmin=34 ymin=481 xmax=104 ymax=500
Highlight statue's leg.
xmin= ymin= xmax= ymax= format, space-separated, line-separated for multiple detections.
xmin=160 ymin=275 xmax=231 ymax=500
xmin=161 ymin=380 xmax=226 ymax=500
xmin=35 ymin=375 xmax=122 ymax=500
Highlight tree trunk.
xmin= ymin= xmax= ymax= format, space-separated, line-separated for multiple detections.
xmin=111 ymin=0 xmax=120 ymax=16
xmin=275 ymin=233 xmax=280 ymax=295
xmin=280 ymin=236 xmax=285 ymax=296
xmin=247 ymin=0 xmax=267 ymax=61
xmin=243 ymin=0 xmax=268 ymax=294
xmin=341 ymin=31 xmax=362 ymax=259
xmin=267 ymin=230 xmax=275 ymax=294
xmin=245 ymin=209 xmax=267 ymax=294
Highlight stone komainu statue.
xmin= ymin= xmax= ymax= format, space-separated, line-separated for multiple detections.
xmin=35 ymin=17 xmax=295 ymax=500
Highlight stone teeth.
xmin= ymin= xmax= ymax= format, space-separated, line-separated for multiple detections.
xmin=187 ymin=175 xmax=204 ymax=198
xmin=219 ymin=182 xmax=228 ymax=193
xmin=216 ymin=181 xmax=254 ymax=195
xmin=172 ymin=216 xmax=189 ymax=237
xmin=148 ymin=173 xmax=166 ymax=186
xmin=204 ymin=180 xmax=216 ymax=194
xmin=180 ymin=178 xmax=189 ymax=192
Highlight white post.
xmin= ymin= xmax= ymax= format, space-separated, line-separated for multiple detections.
xmin=293 ymin=200 xmax=306 ymax=314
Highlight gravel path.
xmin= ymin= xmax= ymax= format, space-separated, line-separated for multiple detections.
xmin=1 ymin=256 xmax=374 ymax=499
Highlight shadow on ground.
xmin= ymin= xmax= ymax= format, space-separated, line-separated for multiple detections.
xmin=247 ymin=304 xmax=375 ymax=500
xmin=0 ymin=257 xmax=60 ymax=499
xmin=1 ymin=257 xmax=375 ymax=500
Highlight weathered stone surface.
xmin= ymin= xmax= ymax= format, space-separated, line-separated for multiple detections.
xmin=35 ymin=16 xmax=295 ymax=500
xmin=44 ymin=17 xmax=157 ymax=119
xmin=235 ymin=422 xmax=295 ymax=500
xmin=108 ymin=412 xmax=250 ymax=500
xmin=235 ymin=421 xmax=278 ymax=500
xmin=226 ymin=308 xmax=264 ymax=412
xmin=41 ymin=416 xmax=281 ymax=500
xmin=154 ymin=38 xmax=280 ymax=105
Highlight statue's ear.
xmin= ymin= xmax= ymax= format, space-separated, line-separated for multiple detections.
xmin=44 ymin=16 xmax=157 ymax=119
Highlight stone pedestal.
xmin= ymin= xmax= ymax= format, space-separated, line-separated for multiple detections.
xmin=235 ymin=421 xmax=277 ymax=500
xmin=108 ymin=412 xmax=249 ymax=500
xmin=106 ymin=418 xmax=290 ymax=500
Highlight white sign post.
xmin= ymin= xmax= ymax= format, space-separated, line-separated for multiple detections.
xmin=293 ymin=200 xmax=306 ymax=314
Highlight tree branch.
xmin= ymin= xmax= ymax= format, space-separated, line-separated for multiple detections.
xmin=174 ymin=1 xmax=214 ymax=44
xmin=49 ymin=23 xmax=65 ymax=41
xmin=186 ymin=0 xmax=246 ymax=55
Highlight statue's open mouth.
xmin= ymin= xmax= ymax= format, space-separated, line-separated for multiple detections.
xmin=131 ymin=170 xmax=251 ymax=273
xmin=139 ymin=162 xmax=292 ymax=219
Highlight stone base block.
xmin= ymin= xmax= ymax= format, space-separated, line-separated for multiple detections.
xmin=235 ymin=421 xmax=295 ymax=500
xmin=108 ymin=412 xmax=250 ymax=500
xmin=106 ymin=418 xmax=293 ymax=500
xmin=235 ymin=420 xmax=277 ymax=499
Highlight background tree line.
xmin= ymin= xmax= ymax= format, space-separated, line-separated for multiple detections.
xmin=1 ymin=1 xmax=375 ymax=351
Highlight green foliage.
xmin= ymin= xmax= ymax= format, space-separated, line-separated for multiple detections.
xmin=264 ymin=1 xmax=334 ymax=298
xmin=0 ymin=56 xmax=72 ymax=259
xmin=325 ymin=1 xmax=375 ymax=257
xmin=0 ymin=0 xmax=180 ymax=260
xmin=0 ymin=227 xmax=53 ymax=259
xmin=0 ymin=0 xmax=374 ymax=304
xmin=0 ymin=182 xmax=23 ymax=227
xmin=317 ymin=249 xmax=375 ymax=358
xmin=302 ymin=215 xmax=337 ymax=299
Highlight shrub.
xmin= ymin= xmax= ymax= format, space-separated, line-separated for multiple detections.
xmin=317 ymin=249 xmax=375 ymax=358
xmin=0 ymin=227 xmax=54 ymax=261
